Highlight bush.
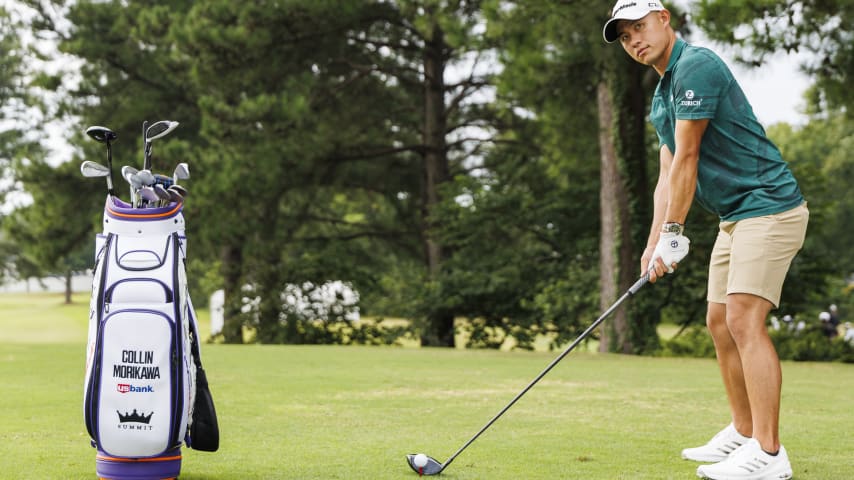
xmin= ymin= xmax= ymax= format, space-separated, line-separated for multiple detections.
xmin=771 ymin=326 xmax=854 ymax=363
xmin=657 ymin=326 xmax=716 ymax=358
xmin=655 ymin=324 xmax=854 ymax=363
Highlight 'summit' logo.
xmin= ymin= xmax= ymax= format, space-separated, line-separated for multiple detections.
xmin=117 ymin=409 xmax=154 ymax=424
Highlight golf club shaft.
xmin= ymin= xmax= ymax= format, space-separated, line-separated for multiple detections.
xmin=440 ymin=273 xmax=650 ymax=471
xmin=106 ymin=142 xmax=115 ymax=197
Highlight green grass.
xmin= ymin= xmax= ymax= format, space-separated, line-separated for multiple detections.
xmin=1 ymin=293 xmax=853 ymax=479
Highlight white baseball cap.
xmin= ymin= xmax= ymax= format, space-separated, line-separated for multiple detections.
xmin=819 ymin=311 xmax=831 ymax=321
xmin=603 ymin=0 xmax=666 ymax=43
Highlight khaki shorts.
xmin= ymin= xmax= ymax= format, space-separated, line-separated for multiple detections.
xmin=707 ymin=203 xmax=809 ymax=307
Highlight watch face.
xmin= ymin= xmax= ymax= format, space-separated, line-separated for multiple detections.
xmin=663 ymin=223 xmax=683 ymax=234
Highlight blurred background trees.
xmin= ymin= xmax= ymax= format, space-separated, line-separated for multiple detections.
xmin=2 ymin=0 xmax=851 ymax=353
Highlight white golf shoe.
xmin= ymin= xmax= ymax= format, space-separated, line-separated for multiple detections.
xmin=682 ymin=423 xmax=751 ymax=462
xmin=696 ymin=439 xmax=793 ymax=480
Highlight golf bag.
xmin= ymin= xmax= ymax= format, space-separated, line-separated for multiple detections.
xmin=83 ymin=196 xmax=219 ymax=480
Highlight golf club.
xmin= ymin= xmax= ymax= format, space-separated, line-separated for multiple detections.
xmin=406 ymin=272 xmax=651 ymax=476
xmin=173 ymin=162 xmax=189 ymax=184
xmin=166 ymin=187 xmax=184 ymax=204
xmin=85 ymin=126 xmax=118 ymax=197
xmin=153 ymin=184 xmax=171 ymax=206
xmin=169 ymin=184 xmax=188 ymax=199
xmin=121 ymin=166 xmax=139 ymax=206
xmin=138 ymin=186 xmax=160 ymax=207
xmin=143 ymin=120 xmax=179 ymax=171
xmin=80 ymin=160 xmax=111 ymax=179
xmin=136 ymin=169 xmax=155 ymax=186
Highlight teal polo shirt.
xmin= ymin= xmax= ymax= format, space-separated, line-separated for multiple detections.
xmin=649 ymin=38 xmax=803 ymax=221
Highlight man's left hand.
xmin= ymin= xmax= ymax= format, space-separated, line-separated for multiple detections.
xmin=649 ymin=232 xmax=690 ymax=278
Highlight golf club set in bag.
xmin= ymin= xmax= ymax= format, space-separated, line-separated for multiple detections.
xmin=81 ymin=121 xmax=219 ymax=480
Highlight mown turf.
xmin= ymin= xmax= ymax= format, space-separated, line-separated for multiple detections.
xmin=1 ymin=293 xmax=852 ymax=479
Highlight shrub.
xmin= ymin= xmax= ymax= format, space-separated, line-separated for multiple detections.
xmin=657 ymin=326 xmax=716 ymax=358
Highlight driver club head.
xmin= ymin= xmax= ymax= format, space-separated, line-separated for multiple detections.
xmin=80 ymin=160 xmax=110 ymax=178
xmin=85 ymin=126 xmax=117 ymax=143
xmin=405 ymin=454 xmax=444 ymax=476
xmin=145 ymin=120 xmax=179 ymax=141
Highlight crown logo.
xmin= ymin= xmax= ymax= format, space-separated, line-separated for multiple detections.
xmin=117 ymin=409 xmax=154 ymax=424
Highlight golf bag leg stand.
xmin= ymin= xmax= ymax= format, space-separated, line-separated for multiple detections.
xmin=83 ymin=196 xmax=217 ymax=480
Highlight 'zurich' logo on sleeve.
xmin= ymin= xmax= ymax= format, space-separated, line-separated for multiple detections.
xmin=679 ymin=90 xmax=702 ymax=106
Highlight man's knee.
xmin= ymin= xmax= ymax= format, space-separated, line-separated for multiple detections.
xmin=706 ymin=303 xmax=729 ymax=338
xmin=724 ymin=294 xmax=773 ymax=342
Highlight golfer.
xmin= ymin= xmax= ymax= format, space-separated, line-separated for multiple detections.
xmin=603 ymin=2 xmax=808 ymax=479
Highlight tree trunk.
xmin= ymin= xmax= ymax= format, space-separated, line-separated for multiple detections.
xmin=597 ymin=57 xmax=651 ymax=354
xmin=221 ymin=244 xmax=244 ymax=344
xmin=65 ymin=269 xmax=73 ymax=304
xmin=597 ymin=80 xmax=631 ymax=353
xmin=419 ymin=21 xmax=454 ymax=347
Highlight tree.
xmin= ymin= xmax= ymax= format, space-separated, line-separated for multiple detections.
xmin=3 ymin=157 xmax=98 ymax=303
xmin=695 ymin=0 xmax=854 ymax=115
xmin=477 ymin=0 xmax=670 ymax=353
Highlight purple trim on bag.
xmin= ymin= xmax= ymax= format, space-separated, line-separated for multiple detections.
xmin=96 ymin=448 xmax=182 ymax=480
xmin=105 ymin=197 xmax=183 ymax=221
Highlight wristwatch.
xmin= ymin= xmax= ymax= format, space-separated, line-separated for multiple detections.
xmin=661 ymin=222 xmax=684 ymax=235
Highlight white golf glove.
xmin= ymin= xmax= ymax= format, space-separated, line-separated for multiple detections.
xmin=650 ymin=232 xmax=690 ymax=274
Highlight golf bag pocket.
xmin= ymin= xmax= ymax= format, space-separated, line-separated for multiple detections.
xmin=84 ymin=304 xmax=191 ymax=459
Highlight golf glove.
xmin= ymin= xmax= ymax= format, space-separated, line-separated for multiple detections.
xmin=650 ymin=232 xmax=690 ymax=274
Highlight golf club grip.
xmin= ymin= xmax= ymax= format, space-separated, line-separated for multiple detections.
xmin=441 ymin=275 xmax=650 ymax=470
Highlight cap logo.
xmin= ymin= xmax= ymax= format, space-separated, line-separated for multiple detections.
xmin=613 ymin=2 xmax=637 ymax=15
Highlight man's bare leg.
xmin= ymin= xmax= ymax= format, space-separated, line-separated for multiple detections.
xmin=724 ymin=293 xmax=780 ymax=453
xmin=707 ymin=301 xmax=753 ymax=437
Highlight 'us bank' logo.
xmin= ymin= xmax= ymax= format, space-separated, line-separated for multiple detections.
xmin=117 ymin=383 xmax=154 ymax=393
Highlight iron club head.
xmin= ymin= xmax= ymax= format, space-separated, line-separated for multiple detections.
xmin=80 ymin=160 xmax=110 ymax=178
xmin=121 ymin=165 xmax=139 ymax=180
xmin=168 ymin=184 xmax=188 ymax=198
xmin=138 ymin=186 xmax=160 ymax=207
xmin=153 ymin=183 xmax=171 ymax=203
xmin=405 ymin=454 xmax=444 ymax=476
xmin=136 ymin=169 xmax=155 ymax=186
xmin=166 ymin=187 xmax=184 ymax=204
xmin=173 ymin=162 xmax=189 ymax=183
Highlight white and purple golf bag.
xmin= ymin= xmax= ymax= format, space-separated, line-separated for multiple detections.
xmin=83 ymin=195 xmax=218 ymax=480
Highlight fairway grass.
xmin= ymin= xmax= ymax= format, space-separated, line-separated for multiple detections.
xmin=1 ymin=293 xmax=853 ymax=479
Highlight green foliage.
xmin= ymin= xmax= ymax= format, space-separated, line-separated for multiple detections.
xmin=695 ymin=0 xmax=854 ymax=116
xmin=3 ymin=157 xmax=96 ymax=278
xmin=6 ymin=0 xmax=852 ymax=354
xmin=657 ymin=325 xmax=716 ymax=358
xmin=770 ymin=326 xmax=854 ymax=363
